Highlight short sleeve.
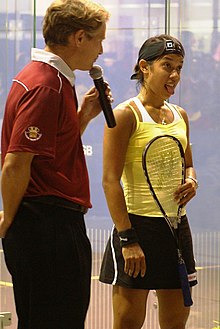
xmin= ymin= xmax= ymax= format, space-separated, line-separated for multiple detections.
xmin=8 ymin=86 xmax=61 ymax=158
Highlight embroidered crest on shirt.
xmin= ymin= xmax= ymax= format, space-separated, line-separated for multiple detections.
xmin=25 ymin=126 xmax=42 ymax=141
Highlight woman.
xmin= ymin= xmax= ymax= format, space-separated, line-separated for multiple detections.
xmin=99 ymin=34 xmax=198 ymax=329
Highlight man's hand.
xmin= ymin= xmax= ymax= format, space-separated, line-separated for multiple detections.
xmin=122 ymin=243 xmax=146 ymax=278
xmin=78 ymin=83 xmax=113 ymax=134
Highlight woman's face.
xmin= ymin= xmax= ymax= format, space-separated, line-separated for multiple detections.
xmin=144 ymin=54 xmax=184 ymax=99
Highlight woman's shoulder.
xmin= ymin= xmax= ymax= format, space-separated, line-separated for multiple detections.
xmin=113 ymin=98 xmax=138 ymax=134
xmin=114 ymin=98 xmax=138 ymax=118
xmin=114 ymin=98 xmax=135 ymax=109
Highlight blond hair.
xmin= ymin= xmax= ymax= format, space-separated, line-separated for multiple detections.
xmin=43 ymin=0 xmax=110 ymax=46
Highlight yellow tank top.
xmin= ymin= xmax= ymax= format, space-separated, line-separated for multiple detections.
xmin=121 ymin=97 xmax=187 ymax=217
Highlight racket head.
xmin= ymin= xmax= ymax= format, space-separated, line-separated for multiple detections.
xmin=142 ymin=135 xmax=185 ymax=226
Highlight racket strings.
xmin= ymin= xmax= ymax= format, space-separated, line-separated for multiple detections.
xmin=145 ymin=138 xmax=183 ymax=218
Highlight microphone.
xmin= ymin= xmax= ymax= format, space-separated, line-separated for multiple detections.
xmin=89 ymin=65 xmax=116 ymax=128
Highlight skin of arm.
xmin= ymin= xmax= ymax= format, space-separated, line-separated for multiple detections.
xmin=102 ymin=105 xmax=146 ymax=278
xmin=174 ymin=106 xmax=197 ymax=206
xmin=0 ymin=152 xmax=35 ymax=238
xmin=77 ymin=87 xmax=101 ymax=135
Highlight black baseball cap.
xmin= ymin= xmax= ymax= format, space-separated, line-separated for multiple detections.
xmin=131 ymin=36 xmax=185 ymax=80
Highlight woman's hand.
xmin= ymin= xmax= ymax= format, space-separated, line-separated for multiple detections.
xmin=122 ymin=243 xmax=146 ymax=278
xmin=174 ymin=178 xmax=198 ymax=206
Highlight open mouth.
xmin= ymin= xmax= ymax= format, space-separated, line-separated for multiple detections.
xmin=165 ymin=84 xmax=175 ymax=95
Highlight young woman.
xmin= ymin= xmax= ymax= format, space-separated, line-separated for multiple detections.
xmin=99 ymin=34 xmax=198 ymax=329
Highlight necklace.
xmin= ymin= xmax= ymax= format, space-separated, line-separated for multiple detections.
xmin=161 ymin=107 xmax=167 ymax=125
xmin=137 ymin=95 xmax=167 ymax=124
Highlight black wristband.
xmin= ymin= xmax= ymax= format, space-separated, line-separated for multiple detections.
xmin=118 ymin=227 xmax=139 ymax=247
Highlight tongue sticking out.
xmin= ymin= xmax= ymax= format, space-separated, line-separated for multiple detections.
xmin=166 ymin=85 xmax=175 ymax=95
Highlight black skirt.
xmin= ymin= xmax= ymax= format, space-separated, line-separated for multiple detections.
xmin=99 ymin=214 xmax=197 ymax=290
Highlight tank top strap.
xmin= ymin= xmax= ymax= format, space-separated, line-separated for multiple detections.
xmin=126 ymin=100 xmax=141 ymax=129
xmin=165 ymin=101 xmax=182 ymax=121
xmin=132 ymin=97 xmax=154 ymax=122
xmin=126 ymin=98 xmax=182 ymax=124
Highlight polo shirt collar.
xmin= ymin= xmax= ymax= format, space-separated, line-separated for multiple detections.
xmin=31 ymin=48 xmax=76 ymax=86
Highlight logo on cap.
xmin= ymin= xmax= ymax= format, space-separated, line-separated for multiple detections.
xmin=165 ymin=40 xmax=175 ymax=51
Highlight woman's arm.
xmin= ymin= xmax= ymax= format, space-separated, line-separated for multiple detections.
xmin=174 ymin=106 xmax=198 ymax=206
xmin=102 ymin=105 xmax=134 ymax=231
xmin=102 ymin=104 xmax=146 ymax=278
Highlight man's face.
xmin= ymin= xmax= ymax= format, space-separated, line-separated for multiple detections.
xmin=75 ymin=23 xmax=107 ymax=71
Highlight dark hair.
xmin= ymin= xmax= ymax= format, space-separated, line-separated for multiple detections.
xmin=43 ymin=0 xmax=110 ymax=46
xmin=131 ymin=34 xmax=185 ymax=83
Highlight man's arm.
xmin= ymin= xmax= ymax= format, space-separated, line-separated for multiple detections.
xmin=0 ymin=152 xmax=35 ymax=238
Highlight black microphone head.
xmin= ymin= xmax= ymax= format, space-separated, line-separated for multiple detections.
xmin=89 ymin=65 xmax=103 ymax=80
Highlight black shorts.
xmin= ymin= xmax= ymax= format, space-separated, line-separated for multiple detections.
xmin=99 ymin=214 xmax=197 ymax=290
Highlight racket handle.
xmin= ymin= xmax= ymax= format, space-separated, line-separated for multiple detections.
xmin=178 ymin=262 xmax=193 ymax=307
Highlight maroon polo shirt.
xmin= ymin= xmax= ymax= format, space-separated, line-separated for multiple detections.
xmin=1 ymin=60 xmax=91 ymax=208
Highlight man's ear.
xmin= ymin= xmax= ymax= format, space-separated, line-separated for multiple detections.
xmin=70 ymin=29 xmax=86 ymax=47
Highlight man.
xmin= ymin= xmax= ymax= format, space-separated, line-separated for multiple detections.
xmin=0 ymin=0 xmax=110 ymax=328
